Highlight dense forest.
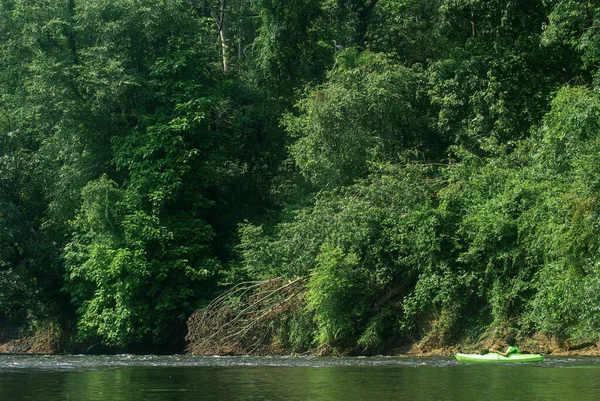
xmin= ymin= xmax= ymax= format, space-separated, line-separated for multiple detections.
xmin=2 ymin=0 xmax=600 ymax=354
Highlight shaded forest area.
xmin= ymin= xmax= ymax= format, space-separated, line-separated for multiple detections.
xmin=2 ymin=0 xmax=600 ymax=354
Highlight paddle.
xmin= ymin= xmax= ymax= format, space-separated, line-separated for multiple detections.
xmin=480 ymin=349 xmax=530 ymax=355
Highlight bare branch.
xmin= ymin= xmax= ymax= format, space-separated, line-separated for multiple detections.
xmin=186 ymin=276 xmax=309 ymax=355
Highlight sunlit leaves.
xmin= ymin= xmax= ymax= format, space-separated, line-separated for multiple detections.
xmin=285 ymin=50 xmax=433 ymax=189
xmin=239 ymin=162 xmax=443 ymax=350
xmin=307 ymin=245 xmax=367 ymax=344
xmin=64 ymin=175 xmax=219 ymax=346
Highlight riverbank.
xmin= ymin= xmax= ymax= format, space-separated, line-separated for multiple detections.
xmin=3 ymin=333 xmax=600 ymax=357
xmin=0 ymin=329 xmax=58 ymax=354
xmin=398 ymin=334 xmax=600 ymax=357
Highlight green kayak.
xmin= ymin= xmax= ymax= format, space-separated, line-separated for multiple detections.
xmin=455 ymin=352 xmax=544 ymax=363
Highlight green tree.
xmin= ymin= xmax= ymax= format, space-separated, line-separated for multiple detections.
xmin=428 ymin=0 xmax=566 ymax=150
xmin=284 ymin=50 xmax=436 ymax=189
xmin=522 ymin=86 xmax=600 ymax=340
xmin=239 ymin=162 xmax=443 ymax=352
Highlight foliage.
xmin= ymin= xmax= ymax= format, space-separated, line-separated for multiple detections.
xmin=522 ymin=86 xmax=600 ymax=340
xmin=239 ymin=161 xmax=443 ymax=351
xmin=306 ymin=245 xmax=367 ymax=344
xmin=4 ymin=0 xmax=600 ymax=352
xmin=284 ymin=50 xmax=435 ymax=189
xmin=367 ymin=0 xmax=445 ymax=63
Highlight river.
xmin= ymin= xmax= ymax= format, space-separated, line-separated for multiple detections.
xmin=1 ymin=354 xmax=599 ymax=400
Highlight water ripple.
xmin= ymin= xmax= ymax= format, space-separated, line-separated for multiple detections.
xmin=1 ymin=354 xmax=599 ymax=371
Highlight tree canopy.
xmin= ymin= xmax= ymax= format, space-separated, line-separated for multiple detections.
xmin=2 ymin=0 xmax=600 ymax=352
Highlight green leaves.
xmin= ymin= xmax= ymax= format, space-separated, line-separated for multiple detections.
xmin=239 ymin=162 xmax=444 ymax=350
xmin=428 ymin=0 xmax=560 ymax=151
xmin=64 ymin=175 xmax=219 ymax=346
xmin=45 ymin=0 xmax=228 ymax=346
xmin=307 ymin=245 xmax=367 ymax=344
xmin=5 ymin=0 xmax=600 ymax=352
xmin=285 ymin=51 xmax=434 ymax=189
xmin=516 ymin=85 xmax=600 ymax=340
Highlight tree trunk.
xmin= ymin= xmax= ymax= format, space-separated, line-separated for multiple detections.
xmin=210 ymin=0 xmax=230 ymax=73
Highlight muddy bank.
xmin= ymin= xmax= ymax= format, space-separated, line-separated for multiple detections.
xmin=397 ymin=334 xmax=600 ymax=357
xmin=3 ymin=331 xmax=600 ymax=356
xmin=194 ymin=333 xmax=600 ymax=357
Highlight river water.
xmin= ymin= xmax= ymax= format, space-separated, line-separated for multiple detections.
xmin=1 ymin=354 xmax=599 ymax=400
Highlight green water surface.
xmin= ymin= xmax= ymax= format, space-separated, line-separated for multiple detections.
xmin=1 ymin=355 xmax=598 ymax=400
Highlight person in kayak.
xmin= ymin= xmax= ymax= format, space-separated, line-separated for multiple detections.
xmin=489 ymin=335 xmax=519 ymax=357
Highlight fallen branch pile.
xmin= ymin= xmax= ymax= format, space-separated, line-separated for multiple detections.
xmin=186 ymin=276 xmax=308 ymax=355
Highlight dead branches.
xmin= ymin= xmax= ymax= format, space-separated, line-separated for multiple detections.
xmin=186 ymin=276 xmax=308 ymax=355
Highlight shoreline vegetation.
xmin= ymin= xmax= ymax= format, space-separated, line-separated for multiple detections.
xmin=4 ymin=290 xmax=599 ymax=356
xmin=4 ymin=1 xmax=600 ymax=357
